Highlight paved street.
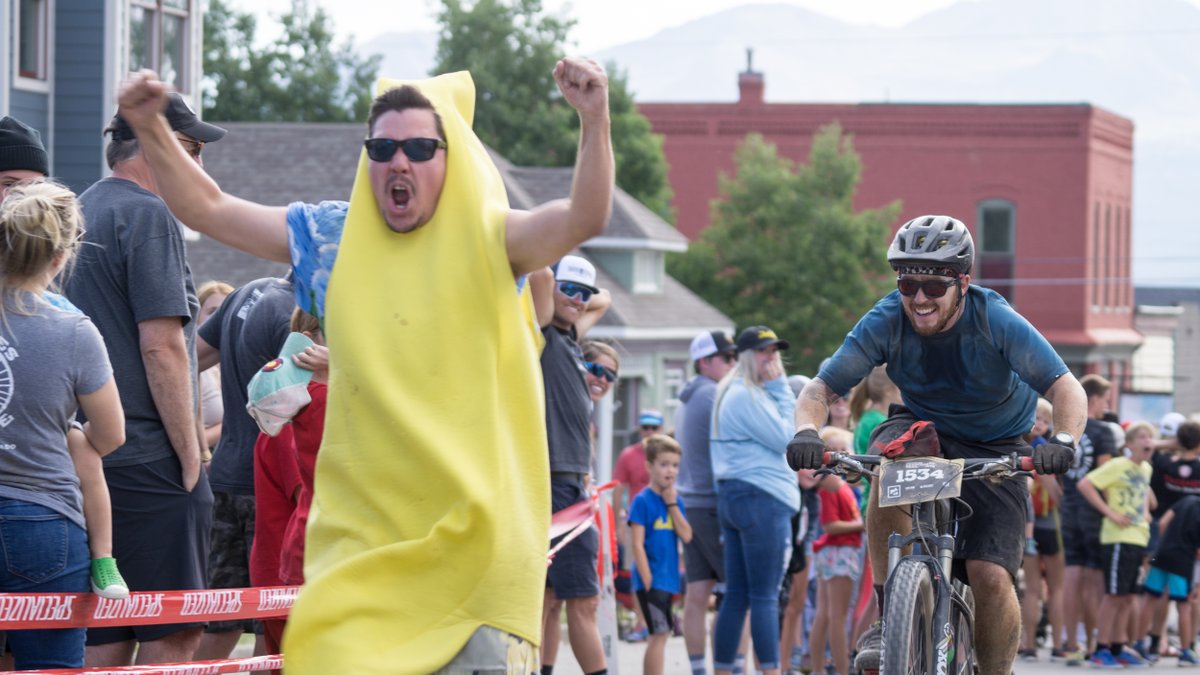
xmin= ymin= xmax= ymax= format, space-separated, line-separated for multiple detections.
xmin=549 ymin=637 xmax=1197 ymax=674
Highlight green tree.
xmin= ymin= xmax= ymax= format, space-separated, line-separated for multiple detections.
xmin=202 ymin=0 xmax=380 ymax=122
xmin=668 ymin=125 xmax=901 ymax=375
xmin=433 ymin=0 xmax=673 ymax=219
xmin=433 ymin=0 xmax=576 ymax=166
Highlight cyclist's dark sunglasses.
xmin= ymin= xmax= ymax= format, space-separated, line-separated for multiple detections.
xmin=584 ymin=361 xmax=617 ymax=382
xmin=363 ymin=137 xmax=447 ymax=163
xmin=557 ymin=281 xmax=593 ymax=303
xmin=897 ymin=276 xmax=958 ymax=299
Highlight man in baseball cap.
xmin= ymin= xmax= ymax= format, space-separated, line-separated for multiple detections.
xmin=0 ymin=115 xmax=49 ymax=198
xmin=676 ymin=329 xmax=740 ymax=668
xmin=689 ymin=330 xmax=737 ymax=363
xmin=107 ymin=92 xmax=227 ymax=144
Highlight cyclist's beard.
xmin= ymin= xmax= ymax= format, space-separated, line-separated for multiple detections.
xmin=903 ymin=288 xmax=964 ymax=336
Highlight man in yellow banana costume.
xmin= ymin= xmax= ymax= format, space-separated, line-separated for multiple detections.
xmin=114 ymin=57 xmax=613 ymax=673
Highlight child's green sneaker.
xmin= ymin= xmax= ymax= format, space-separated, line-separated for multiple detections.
xmin=91 ymin=557 xmax=129 ymax=599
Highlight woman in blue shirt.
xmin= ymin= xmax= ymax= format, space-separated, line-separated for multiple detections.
xmin=710 ymin=326 xmax=799 ymax=675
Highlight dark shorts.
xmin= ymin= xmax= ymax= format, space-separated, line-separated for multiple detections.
xmin=1033 ymin=526 xmax=1062 ymax=557
xmin=546 ymin=478 xmax=599 ymax=599
xmin=787 ymin=510 xmax=808 ymax=576
xmin=637 ymin=588 xmax=676 ymax=635
xmin=1061 ymin=504 xmax=1105 ymax=569
xmin=869 ymin=408 xmax=1029 ymax=583
xmin=87 ymin=455 xmax=214 ymax=646
xmin=682 ymin=505 xmax=725 ymax=584
xmin=1102 ymin=543 xmax=1146 ymax=595
xmin=205 ymin=492 xmax=258 ymax=635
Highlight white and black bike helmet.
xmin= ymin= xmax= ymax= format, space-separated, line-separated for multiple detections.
xmin=887 ymin=215 xmax=975 ymax=276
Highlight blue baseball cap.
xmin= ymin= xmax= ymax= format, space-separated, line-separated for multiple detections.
xmin=639 ymin=409 xmax=664 ymax=427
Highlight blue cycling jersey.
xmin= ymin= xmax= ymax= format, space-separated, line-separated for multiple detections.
xmin=818 ymin=286 xmax=1067 ymax=443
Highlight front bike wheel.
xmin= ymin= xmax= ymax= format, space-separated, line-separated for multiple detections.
xmin=882 ymin=558 xmax=936 ymax=675
xmin=948 ymin=581 xmax=975 ymax=675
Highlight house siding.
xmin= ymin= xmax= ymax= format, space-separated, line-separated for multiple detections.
xmin=53 ymin=0 xmax=107 ymax=192
xmin=8 ymin=89 xmax=49 ymax=131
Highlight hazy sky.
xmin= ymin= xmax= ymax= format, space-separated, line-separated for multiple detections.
xmin=245 ymin=0 xmax=969 ymax=53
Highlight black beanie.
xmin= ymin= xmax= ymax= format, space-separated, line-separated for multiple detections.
xmin=0 ymin=116 xmax=50 ymax=176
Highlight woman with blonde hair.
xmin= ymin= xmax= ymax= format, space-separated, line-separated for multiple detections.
xmin=0 ymin=182 xmax=126 ymax=668
xmin=711 ymin=326 xmax=799 ymax=675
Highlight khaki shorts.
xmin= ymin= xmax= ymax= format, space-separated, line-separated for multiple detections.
xmin=433 ymin=626 xmax=539 ymax=674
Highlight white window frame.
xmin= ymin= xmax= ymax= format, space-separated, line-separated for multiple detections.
xmin=632 ymin=250 xmax=664 ymax=294
xmin=128 ymin=0 xmax=193 ymax=94
xmin=13 ymin=0 xmax=52 ymax=93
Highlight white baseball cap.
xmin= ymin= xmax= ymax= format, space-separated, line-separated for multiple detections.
xmin=1161 ymin=411 xmax=1186 ymax=438
xmin=554 ymin=255 xmax=598 ymax=292
xmin=689 ymin=330 xmax=737 ymax=361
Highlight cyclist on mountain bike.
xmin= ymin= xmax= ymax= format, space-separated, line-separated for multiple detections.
xmin=787 ymin=215 xmax=1086 ymax=675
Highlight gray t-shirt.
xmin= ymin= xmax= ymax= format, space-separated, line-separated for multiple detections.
xmin=541 ymin=326 xmax=592 ymax=474
xmin=675 ymin=374 xmax=720 ymax=509
xmin=0 ymin=302 xmax=113 ymax=529
xmin=65 ymin=177 xmax=199 ymax=467
xmin=198 ymin=277 xmax=293 ymax=495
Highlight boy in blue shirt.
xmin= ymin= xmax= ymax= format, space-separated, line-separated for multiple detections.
xmin=629 ymin=434 xmax=694 ymax=675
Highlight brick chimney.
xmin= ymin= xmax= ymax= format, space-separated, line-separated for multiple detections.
xmin=738 ymin=47 xmax=764 ymax=105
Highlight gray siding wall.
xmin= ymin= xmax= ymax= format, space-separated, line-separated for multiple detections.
xmin=53 ymin=0 xmax=107 ymax=193
xmin=8 ymin=89 xmax=49 ymax=132
xmin=1175 ymin=303 xmax=1200 ymax=415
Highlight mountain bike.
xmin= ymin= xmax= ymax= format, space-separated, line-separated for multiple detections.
xmin=818 ymin=451 xmax=1034 ymax=675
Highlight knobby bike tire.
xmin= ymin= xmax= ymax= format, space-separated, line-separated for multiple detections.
xmin=882 ymin=558 xmax=936 ymax=675
xmin=948 ymin=581 xmax=976 ymax=675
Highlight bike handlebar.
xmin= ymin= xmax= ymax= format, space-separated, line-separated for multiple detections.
xmin=821 ymin=451 xmax=1036 ymax=474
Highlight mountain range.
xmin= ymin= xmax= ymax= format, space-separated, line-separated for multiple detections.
xmin=360 ymin=0 xmax=1200 ymax=286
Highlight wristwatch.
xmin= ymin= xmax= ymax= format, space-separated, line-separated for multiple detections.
xmin=1052 ymin=431 xmax=1075 ymax=448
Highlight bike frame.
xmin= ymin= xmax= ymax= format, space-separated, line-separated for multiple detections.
xmin=884 ymin=500 xmax=957 ymax=674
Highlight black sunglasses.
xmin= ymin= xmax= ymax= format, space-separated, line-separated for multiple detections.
xmin=640 ymin=425 xmax=661 ymax=432
xmin=897 ymin=276 xmax=958 ymax=299
xmin=363 ymin=137 xmax=447 ymax=163
xmin=584 ymin=361 xmax=617 ymax=382
xmin=178 ymin=138 xmax=204 ymax=159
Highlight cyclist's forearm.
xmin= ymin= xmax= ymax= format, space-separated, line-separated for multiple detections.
xmin=795 ymin=377 xmax=835 ymax=431
xmin=1045 ymin=372 xmax=1087 ymax=440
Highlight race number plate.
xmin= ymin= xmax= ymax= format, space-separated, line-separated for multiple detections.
xmin=877 ymin=456 xmax=964 ymax=507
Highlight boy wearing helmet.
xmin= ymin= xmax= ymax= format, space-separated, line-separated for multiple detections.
xmin=787 ymin=215 xmax=1086 ymax=675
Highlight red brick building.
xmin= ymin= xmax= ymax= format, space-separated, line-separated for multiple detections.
xmin=638 ymin=68 xmax=1142 ymax=380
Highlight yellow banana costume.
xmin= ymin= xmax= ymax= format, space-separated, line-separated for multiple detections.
xmin=282 ymin=72 xmax=549 ymax=673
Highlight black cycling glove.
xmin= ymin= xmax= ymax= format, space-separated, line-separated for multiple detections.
xmin=1033 ymin=443 xmax=1075 ymax=475
xmin=787 ymin=428 xmax=826 ymax=470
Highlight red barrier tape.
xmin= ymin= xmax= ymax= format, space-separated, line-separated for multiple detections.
xmin=546 ymin=480 xmax=615 ymax=566
xmin=23 ymin=654 xmax=284 ymax=674
xmin=0 ymin=586 xmax=297 ymax=630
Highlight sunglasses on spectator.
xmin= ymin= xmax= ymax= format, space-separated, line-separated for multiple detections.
xmin=178 ymin=138 xmax=204 ymax=159
xmin=641 ymin=425 xmax=661 ymax=432
xmin=363 ymin=137 xmax=447 ymax=163
xmin=897 ymin=276 xmax=958 ymax=299
xmin=557 ymin=281 xmax=594 ymax=303
xmin=584 ymin=361 xmax=617 ymax=382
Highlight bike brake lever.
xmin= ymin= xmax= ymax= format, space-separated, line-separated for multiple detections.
xmin=978 ymin=462 xmax=1015 ymax=483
